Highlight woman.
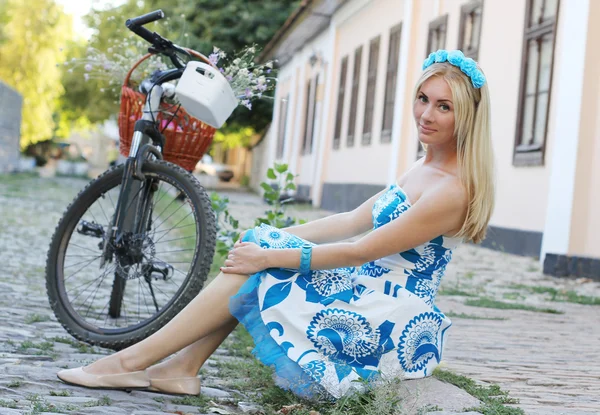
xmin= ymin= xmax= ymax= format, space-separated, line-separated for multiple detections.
xmin=58 ymin=49 xmax=495 ymax=400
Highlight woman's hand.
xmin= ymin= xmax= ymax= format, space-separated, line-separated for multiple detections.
xmin=220 ymin=242 xmax=268 ymax=275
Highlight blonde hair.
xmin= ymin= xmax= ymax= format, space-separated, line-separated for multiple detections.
xmin=413 ymin=63 xmax=495 ymax=243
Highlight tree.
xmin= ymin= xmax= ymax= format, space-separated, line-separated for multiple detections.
xmin=60 ymin=0 xmax=298 ymax=136
xmin=0 ymin=0 xmax=72 ymax=148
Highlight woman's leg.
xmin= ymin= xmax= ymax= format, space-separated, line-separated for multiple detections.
xmin=84 ymin=272 xmax=248 ymax=375
xmin=146 ymin=317 xmax=238 ymax=379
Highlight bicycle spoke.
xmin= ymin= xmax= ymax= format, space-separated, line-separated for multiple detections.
xmin=154 ymin=249 xmax=194 ymax=254
xmin=153 ymin=235 xmax=196 ymax=245
xmin=68 ymin=264 xmax=116 ymax=304
xmin=69 ymin=243 xmax=101 ymax=255
xmin=152 ymin=202 xmax=187 ymax=232
xmin=153 ymin=211 xmax=194 ymax=244
xmin=64 ymin=255 xmax=106 ymax=282
xmin=64 ymin=255 xmax=102 ymax=270
xmin=81 ymin=268 xmax=111 ymax=318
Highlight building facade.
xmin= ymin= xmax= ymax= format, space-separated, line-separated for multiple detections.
xmin=256 ymin=0 xmax=600 ymax=280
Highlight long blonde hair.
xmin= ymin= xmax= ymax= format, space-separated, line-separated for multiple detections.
xmin=414 ymin=63 xmax=495 ymax=243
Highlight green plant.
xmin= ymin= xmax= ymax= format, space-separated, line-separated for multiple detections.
xmin=464 ymin=298 xmax=563 ymax=314
xmin=433 ymin=368 xmax=523 ymax=415
xmin=211 ymin=162 xmax=306 ymax=257
xmin=0 ymin=399 xmax=17 ymax=409
xmin=24 ymin=313 xmax=50 ymax=324
xmin=240 ymin=174 xmax=251 ymax=187
xmin=49 ymin=390 xmax=71 ymax=397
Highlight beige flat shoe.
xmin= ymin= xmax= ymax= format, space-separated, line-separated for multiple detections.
xmin=57 ymin=367 xmax=150 ymax=390
xmin=147 ymin=376 xmax=201 ymax=396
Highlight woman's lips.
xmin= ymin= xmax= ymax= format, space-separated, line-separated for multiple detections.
xmin=419 ymin=124 xmax=436 ymax=133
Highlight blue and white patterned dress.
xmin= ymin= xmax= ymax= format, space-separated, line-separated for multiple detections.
xmin=229 ymin=184 xmax=461 ymax=399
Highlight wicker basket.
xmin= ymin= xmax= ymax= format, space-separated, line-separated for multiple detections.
xmin=118 ymin=50 xmax=217 ymax=172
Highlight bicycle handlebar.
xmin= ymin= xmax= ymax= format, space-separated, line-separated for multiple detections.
xmin=125 ymin=10 xmax=187 ymax=69
xmin=126 ymin=10 xmax=164 ymax=27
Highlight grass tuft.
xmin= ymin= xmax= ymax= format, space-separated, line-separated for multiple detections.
xmin=444 ymin=311 xmax=506 ymax=321
xmin=433 ymin=368 xmax=524 ymax=415
xmin=508 ymin=284 xmax=600 ymax=306
xmin=464 ymin=298 xmax=563 ymax=314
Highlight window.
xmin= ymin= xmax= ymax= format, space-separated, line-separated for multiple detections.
xmin=347 ymin=46 xmax=362 ymax=147
xmin=362 ymin=36 xmax=380 ymax=146
xmin=514 ymin=0 xmax=559 ymax=166
xmin=382 ymin=23 xmax=402 ymax=143
xmin=333 ymin=56 xmax=348 ymax=150
xmin=301 ymin=75 xmax=319 ymax=155
xmin=426 ymin=14 xmax=448 ymax=55
xmin=458 ymin=1 xmax=483 ymax=59
xmin=275 ymin=94 xmax=289 ymax=159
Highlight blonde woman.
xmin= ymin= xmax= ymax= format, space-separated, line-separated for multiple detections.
xmin=58 ymin=49 xmax=495 ymax=400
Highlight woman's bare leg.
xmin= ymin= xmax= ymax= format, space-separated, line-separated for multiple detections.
xmin=146 ymin=317 xmax=238 ymax=379
xmin=84 ymin=272 xmax=248 ymax=375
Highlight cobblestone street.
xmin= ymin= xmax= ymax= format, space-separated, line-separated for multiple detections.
xmin=0 ymin=175 xmax=599 ymax=415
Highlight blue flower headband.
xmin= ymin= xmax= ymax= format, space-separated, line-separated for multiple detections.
xmin=422 ymin=49 xmax=486 ymax=89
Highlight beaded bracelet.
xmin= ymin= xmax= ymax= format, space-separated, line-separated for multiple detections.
xmin=299 ymin=243 xmax=313 ymax=274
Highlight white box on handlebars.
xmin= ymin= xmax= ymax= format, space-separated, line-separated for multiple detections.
xmin=175 ymin=61 xmax=238 ymax=129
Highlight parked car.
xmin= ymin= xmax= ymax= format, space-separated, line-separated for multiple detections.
xmin=194 ymin=154 xmax=234 ymax=182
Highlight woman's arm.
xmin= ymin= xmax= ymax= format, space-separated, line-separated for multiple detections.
xmin=280 ymin=188 xmax=386 ymax=244
xmin=261 ymin=179 xmax=467 ymax=271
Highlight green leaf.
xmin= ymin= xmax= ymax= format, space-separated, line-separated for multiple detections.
xmin=286 ymin=172 xmax=294 ymax=182
xmin=275 ymin=163 xmax=288 ymax=174
xmin=260 ymin=183 xmax=272 ymax=192
xmin=267 ymin=168 xmax=276 ymax=180
xmin=285 ymin=183 xmax=296 ymax=191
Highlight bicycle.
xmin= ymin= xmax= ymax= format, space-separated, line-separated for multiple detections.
xmin=46 ymin=10 xmax=237 ymax=350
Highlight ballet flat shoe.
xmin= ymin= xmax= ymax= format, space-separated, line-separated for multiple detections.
xmin=146 ymin=376 xmax=201 ymax=396
xmin=57 ymin=367 xmax=150 ymax=390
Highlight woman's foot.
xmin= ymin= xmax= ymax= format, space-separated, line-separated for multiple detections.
xmin=57 ymin=351 xmax=150 ymax=390
xmin=83 ymin=352 xmax=134 ymax=375
xmin=145 ymin=356 xmax=201 ymax=396
xmin=146 ymin=355 xmax=198 ymax=379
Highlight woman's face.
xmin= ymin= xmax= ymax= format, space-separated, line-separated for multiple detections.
xmin=413 ymin=76 xmax=455 ymax=147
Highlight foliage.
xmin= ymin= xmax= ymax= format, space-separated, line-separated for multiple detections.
xmin=210 ymin=162 xmax=305 ymax=257
xmin=0 ymin=0 xmax=72 ymax=148
xmin=213 ymin=127 xmax=257 ymax=150
xmin=59 ymin=0 xmax=299 ymax=135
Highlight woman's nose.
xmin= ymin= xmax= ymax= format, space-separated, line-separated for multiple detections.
xmin=420 ymin=104 xmax=435 ymax=123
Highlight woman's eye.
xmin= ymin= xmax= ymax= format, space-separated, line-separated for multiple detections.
xmin=440 ymin=104 xmax=450 ymax=111
xmin=419 ymin=95 xmax=427 ymax=103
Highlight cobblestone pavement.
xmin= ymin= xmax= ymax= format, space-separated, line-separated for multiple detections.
xmin=0 ymin=175 xmax=599 ymax=415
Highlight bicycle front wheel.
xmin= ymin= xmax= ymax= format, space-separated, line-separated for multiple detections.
xmin=46 ymin=160 xmax=216 ymax=350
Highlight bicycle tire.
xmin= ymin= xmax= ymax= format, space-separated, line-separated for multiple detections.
xmin=46 ymin=160 xmax=216 ymax=350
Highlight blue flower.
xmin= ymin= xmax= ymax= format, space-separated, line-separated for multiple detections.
xmin=470 ymin=70 xmax=486 ymax=88
xmin=433 ymin=50 xmax=448 ymax=63
xmin=446 ymin=50 xmax=465 ymax=66
xmin=422 ymin=52 xmax=436 ymax=70
xmin=459 ymin=58 xmax=477 ymax=74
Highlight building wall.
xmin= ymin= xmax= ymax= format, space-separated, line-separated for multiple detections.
xmin=324 ymin=0 xmax=404 ymax=186
xmin=0 ymin=81 xmax=22 ymax=172
xmin=570 ymin=0 xmax=600 ymax=258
